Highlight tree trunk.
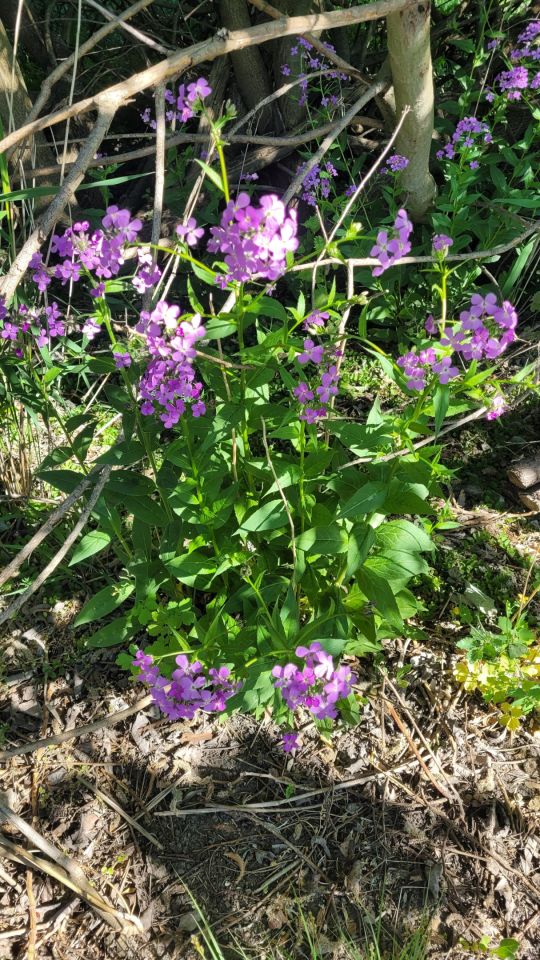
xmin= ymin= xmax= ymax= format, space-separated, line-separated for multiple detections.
xmin=0 ymin=20 xmax=57 ymax=191
xmin=218 ymin=0 xmax=273 ymax=131
xmin=386 ymin=1 xmax=436 ymax=219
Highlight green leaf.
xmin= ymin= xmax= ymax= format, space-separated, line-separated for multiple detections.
xmin=194 ymin=158 xmax=224 ymax=192
xmin=433 ymin=384 xmax=449 ymax=435
xmin=69 ymin=530 xmax=111 ymax=566
xmin=338 ymin=481 xmax=387 ymax=519
xmin=356 ymin=567 xmax=403 ymax=630
xmin=238 ymin=499 xmax=289 ymax=533
xmin=296 ymin=523 xmax=347 ymax=556
xmin=85 ymin=616 xmax=136 ymax=648
xmin=345 ymin=522 xmax=376 ymax=578
xmin=375 ymin=519 xmax=433 ymax=554
xmin=74 ymin=582 xmax=135 ymax=627
xmin=95 ymin=441 xmax=145 ymax=466
xmin=247 ymin=296 xmax=287 ymax=323
xmin=163 ymin=551 xmax=218 ymax=588
xmin=327 ymin=421 xmax=390 ymax=457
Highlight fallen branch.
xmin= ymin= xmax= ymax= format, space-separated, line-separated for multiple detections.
xmin=0 ymin=692 xmax=153 ymax=760
xmin=0 ymin=465 xmax=104 ymax=589
xmin=0 ymin=465 xmax=112 ymax=626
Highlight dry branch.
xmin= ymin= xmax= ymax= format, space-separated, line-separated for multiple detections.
xmin=0 ymin=0 xmax=413 ymax=304
xmin=0 ymin=0 xmax=413 ymax=157
xmin=0 ymin=464 xmax=112 ymax=625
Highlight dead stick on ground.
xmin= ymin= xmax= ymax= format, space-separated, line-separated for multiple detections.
xmin=0 ymin=836 xmax=141 ymax=932
xmin=0 ymin=693 xmax=153 ymax=761
xmin=0 ymin=465 xmax=112 ymax=626
xmin=0 ymin=465 xmax=104 ymax=589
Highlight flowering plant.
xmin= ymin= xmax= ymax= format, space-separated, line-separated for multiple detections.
xmin=1 ymin=44 xmax=535 ymax=748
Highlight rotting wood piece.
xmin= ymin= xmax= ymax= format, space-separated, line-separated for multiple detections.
xmin=507 ymin=456 xmax=540 ymax=490
xmin=517 ymin=483 xmax=540 ymax=513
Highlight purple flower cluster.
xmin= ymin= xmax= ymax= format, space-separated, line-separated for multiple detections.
xmin=381 ymin=154 xmax=409 ymax=175
xmin=0 ymin=298 xmax=67 ymax=357
xmin=141 ymin=76 xmax=212 ymax=129
xmin=486 ymin=24 xmax=540 ymax=101
xmin=29 ymin=206 xmax=144 ymax=296
xmin=370 ymin=209 xmax=413 ymax=277
xmin=436 ymin=116 xmax=492 ymax=164
xmin=397 ymin=292 xmax=518 ymax=392
xmin=133 ymin=649 xmax=239 ymax=720
xmin=293 ymin=314 xmax=341 ymax=424
xmin=280 ymin=36 xmax=348 ymax=109
xmin=272 ymin=642 xmax=356 ymax=721
xmin=136 ymin=300 xmax=206 ymax=426
xmin=207 ymin=193 xmax=298 ymax=284
xmin=299 ymin=160 xmax=338 ymax=206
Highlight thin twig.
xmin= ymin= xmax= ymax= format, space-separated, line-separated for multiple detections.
xmin=282 ymin=78 xmax=389 ymax=205
xmin=83 ymin=0 xmax=171 ymax=54
xmin=0 ymin=465 xmax=112 ymax=626
xmin=144 ymin=81 xmax=166 ymax=311
xmin=77 ymin=776 xmax=163 ymax=849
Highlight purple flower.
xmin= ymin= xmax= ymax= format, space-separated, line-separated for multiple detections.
xmin=433 ymin=234 xmax=454 ymax=253
xmin=281 ymin=732 xmax=299 ymax=753
xmin=425 ymin=314 xmax=437 ymax=335
xmin=303 ymin=310 xmax=329 ymax=332
xmin=176 ymin=217 xmax=205 ymax=247
xmin=273 ymin=643 xmax=356 ymax=722
xmin=82 ymin=318 xmax=101 ymax=340
xmin=55 ymin=260 xmax=81 ymax=284
xmin=371 ymin=209 xmax=412 ymax=277
xmin=113 ymin=351 xmax=132 ymax=369
xmin=385 ymin=154 xmax=409 ymax=173
xmin=1 ymin=321 xmax=18 ymax=341
xmin=281 ymin=64 xmax=291 ymax=76
xmin=486 ymin=394 xmax=507 ymax=420
xmin=299 ymin=406 xmax=326 ymax=424
xmin=293 ymin=382 xmax=314 ymax=404
xmin=298 ymin=338 xmax=324 ymax=365
xmin=186 ymin=77 xmax=212 ymax=103
xmin=470 ymin=160 xmax=479 ymax=170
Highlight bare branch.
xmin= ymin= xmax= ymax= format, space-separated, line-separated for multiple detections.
xmin=0 ymin=1 xmax=413 ymax=156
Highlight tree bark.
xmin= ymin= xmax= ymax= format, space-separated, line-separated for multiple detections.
xmin=386 ymin=1 xmax=436 ymax=219
xmin=0 ymin=20 xmax=57 ymax=186
xmin=218 ymin=0 xmax=273 ymax=131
